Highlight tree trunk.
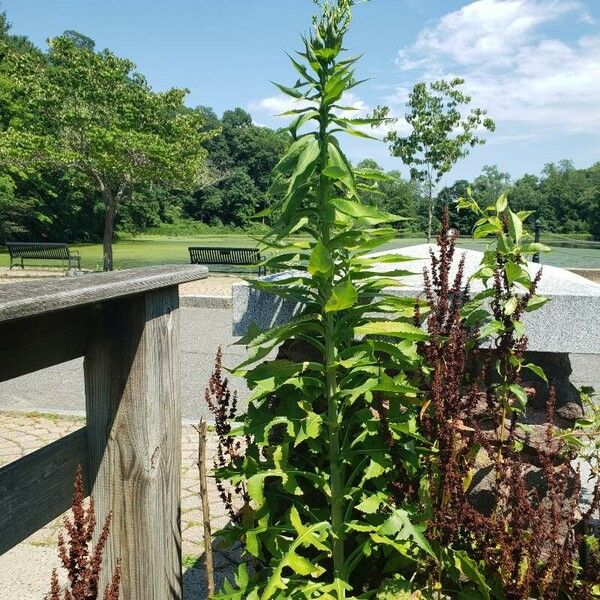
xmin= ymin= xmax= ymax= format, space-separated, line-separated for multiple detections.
xmin=102 ymin=189 xmax=118 ymax=272
xmin=427 ymin=178 xmax=434 ymax=244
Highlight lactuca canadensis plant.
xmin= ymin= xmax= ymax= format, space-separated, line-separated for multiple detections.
xmin=215 ymin=1 xmax=435 ymax=598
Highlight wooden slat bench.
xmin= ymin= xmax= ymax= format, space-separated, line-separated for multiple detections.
xmin=0 ymin=264 xmax=208 ymax=599
xmin=5 ymin=241 xmax=81 ymax=270
xmin=189 ymin=246 xmax=266 ymax=275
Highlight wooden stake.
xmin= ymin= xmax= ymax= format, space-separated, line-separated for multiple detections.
xmin=196 ymin=418 xmax=215 ymax=597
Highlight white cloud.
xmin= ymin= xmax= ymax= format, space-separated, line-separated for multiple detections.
xmin=393 ymin=0 xmax=600 ymax=134
xmin=248 ymin=91 xmax=411 ymax=137
xmin=398 ymin=0 xmax=581 ymax=70
xmin=248 ymin=95 xmax=313 ymax=116
xmin=248 ymin=92 xmax=367 ymax=119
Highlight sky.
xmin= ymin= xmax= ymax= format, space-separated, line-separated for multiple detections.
xmin=2 ymin=0 xmax=600 ymax=183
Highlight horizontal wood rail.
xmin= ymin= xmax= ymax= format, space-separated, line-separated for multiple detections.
xmin=0 ymin=427 xmax=89 ymax=554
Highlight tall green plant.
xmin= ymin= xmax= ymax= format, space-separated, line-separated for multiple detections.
xmin=216 ymin=1 xmax=433 ymax=598
xmin=459 ymin=189 xmax=551 ymax=432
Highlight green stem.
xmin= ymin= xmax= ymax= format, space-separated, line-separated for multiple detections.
xmin=326 ymin=313 xmax=345 ymax=594
xmin=317 ymin=65 xmax=345 ymax=598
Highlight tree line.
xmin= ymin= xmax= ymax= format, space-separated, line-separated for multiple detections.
xmin=0 ymin=12 xmax=599 ymax=270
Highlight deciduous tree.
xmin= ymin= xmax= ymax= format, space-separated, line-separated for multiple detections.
xmin=385 ymin=78 xmax=495 ymax=242
xmin=0 ymin=35 xmax=211 ymax=270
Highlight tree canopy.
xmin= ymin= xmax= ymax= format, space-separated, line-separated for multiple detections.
xmin=0 ymin=32 xmax=211 ymax=269
xmin=0 ymin=11 xmax=598 ymax=252
xmin=385 ymin=78 xmax=495 ymax=241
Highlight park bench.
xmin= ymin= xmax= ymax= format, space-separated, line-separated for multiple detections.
xmin=189 ymin=246 xmax=266 ymax=275
xmin=5 ymin=241 xmax=81 ymax=270
xmin=0 ymin=264 xmax=208 ymax=598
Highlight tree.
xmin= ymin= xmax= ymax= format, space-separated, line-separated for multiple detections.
xmin=385 ymin=78 xmax=495 ymax=241
xmin=61 ymin=30 xmax=95 ymax=51
xmin=436 ymin=179 xmax=473 ymax=234
xmin=190 ymin=107 xmax=289 ymax=225
xmin=0 ymin=35 xmax=211 ymax=270
xmin=356 ymin=160 xmax=422 ymax=232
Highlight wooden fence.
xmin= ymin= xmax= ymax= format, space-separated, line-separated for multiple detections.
xmin=0 ymin=264 xmax=208 ymax=599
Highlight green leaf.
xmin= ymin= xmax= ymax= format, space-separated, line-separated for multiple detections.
xmin=272 ymin=81 xmax=306 ymax=99
xmin=453 ymin=550 xmax=490 ymax=600
xmin=479 ymin=320 xmax=503 ymax=340
xmin=507 ymin=209 xmax=523 ymax=243
xmin=355 ymin=494 xmax=384 ymax=514
xmin=286 ymin=135 xmax=320 ymax=195
xmin=286 ymin=552 xmax=324 ymax=577
xmin=509 ymin=383 xmax=528 ymax=410
xmin=295 ymin=411 xmax=323 ymax=446
xmin=523 ymin=363 xmax=548 ymax=383
xmin=355 ymin=321 xmax=428 ymax=341
xmin=525 ymin=294 xmax=549 ymax=312
xmin=378 ymin=509 xmax=434 ymax=557
xmin=521 ymin=242 xmax=551 ymax=254
xmin=327 ymin=141 xmax=358 ymax=197
xmin=331 ymin=197 xmax=400 ymax=224
xmin=505 ymin=262 xmax=530 ymax=286
xmin=495 ymin=193 xmax=508 ymax=213
xmin=473 ymin=222 xmax=501 ymax=239
xmin=308 ymin=241 xmax=334 ymax=276
xmin=325 ymin=280 xmax=357 ymax=312
xmin=504 ymin=296 xmax=518 ymax=316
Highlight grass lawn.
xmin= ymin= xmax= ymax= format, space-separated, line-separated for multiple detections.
xmin=0 ymin=233 xmax=599 ymax=270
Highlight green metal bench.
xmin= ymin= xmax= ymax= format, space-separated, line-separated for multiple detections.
xmin=6 ymin=242 xmax=81 ymax=270
xmin=189 ymin=246 xmax=266 ymax=275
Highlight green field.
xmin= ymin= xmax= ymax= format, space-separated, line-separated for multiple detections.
xmin=1 ymin=234 xmax=599 ymax=271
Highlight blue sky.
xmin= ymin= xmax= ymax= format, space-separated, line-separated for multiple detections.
xmin=2 ymin=0 xmax=599 ymax=183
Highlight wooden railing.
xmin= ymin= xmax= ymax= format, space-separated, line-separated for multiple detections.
xmin=0 ymin=264 xmax=208 ymax=599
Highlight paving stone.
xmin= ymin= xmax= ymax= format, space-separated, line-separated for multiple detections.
xmin=0 ymin=410 xmax=238 ymax=597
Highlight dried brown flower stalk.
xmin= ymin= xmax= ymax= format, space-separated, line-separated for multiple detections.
xmin=46 ymin=465 xmax=120 ymax=600
xmin=415 ymin=210 xmax=599 ymax=597
xmin=205 ymin=346 xmax=248 ymax=523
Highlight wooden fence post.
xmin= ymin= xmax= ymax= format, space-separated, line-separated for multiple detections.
xmin=85 ymin=287 xmax=182 ymax=600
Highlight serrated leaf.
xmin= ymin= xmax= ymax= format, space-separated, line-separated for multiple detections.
xmin=325 ymin=279 xmax=357 ymax=312
xmin=285 ymin=552 xmax=324 ymax=577
xmin=355 ymin=321 xmax=428 ymax=341
xmin=308 ymin=240 xmax=334 ymax=276
xmin=295 ymin=411 xmax=323 ymax=446
xmin=355 ymin=494 xmax=384 ymax=514
xmin=378 ymin=508 xmax=435 ymax=557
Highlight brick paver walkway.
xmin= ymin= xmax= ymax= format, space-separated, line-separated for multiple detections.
xmin=0 ymin=410 xmax=242 ymax=598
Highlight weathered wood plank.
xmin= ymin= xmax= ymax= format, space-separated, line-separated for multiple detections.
xmin=84 ymin=287 xmax=182 ymax=600
xmin=0 ymin=427 xmax=89 ymax=555
xmin=0 ymin=264 xmax=208 ymax=323
xmin=0 ymin=305 xmax=95 ymax=382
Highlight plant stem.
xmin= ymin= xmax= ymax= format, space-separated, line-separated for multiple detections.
xmin=317 ymin=65 xmax=345 ymax=597
xmin=196 ymin=418 xmax=215 ymax=597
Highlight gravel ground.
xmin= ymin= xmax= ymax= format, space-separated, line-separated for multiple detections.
xmin=179 ymin=275 xmax=243 ymax=297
